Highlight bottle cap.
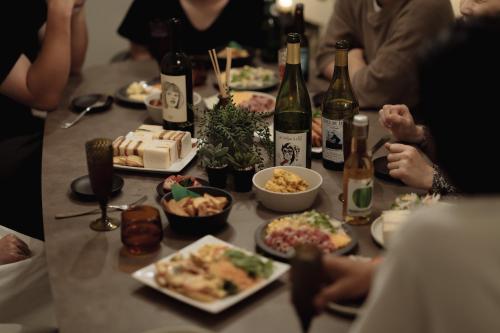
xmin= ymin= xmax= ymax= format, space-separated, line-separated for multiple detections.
xmin=287 ymin=32 xmax=301 ymax=44
xmin=335 ymin=40 xmax=350 ymax=50
xmin=354 ymin=114 xmax=368 ymax=126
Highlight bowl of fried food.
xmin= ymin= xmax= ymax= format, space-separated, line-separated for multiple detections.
xmin=252 ymin=166 xmax=323 ymax=213
xmin=161 ymin=186 xmax=233 ymax=234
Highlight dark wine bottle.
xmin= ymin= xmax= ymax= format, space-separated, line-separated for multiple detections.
xmin=293 ymin=3 xmax=309 ymax=82
xmin=274 ymin=33 xmax=312 ymax=168
xmin=261 ymin=0 xmax=282 ymax=63
xmin=160 ymin=18 xmax=194 ymax=136
xmin=321 ymin=40 xmax=359 ymax=170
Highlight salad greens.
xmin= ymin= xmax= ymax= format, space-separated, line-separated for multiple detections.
xmin=303 ymin=210 xmax=338 ymax=233
xmin=225 ymin=249 xmax=274 ymax=279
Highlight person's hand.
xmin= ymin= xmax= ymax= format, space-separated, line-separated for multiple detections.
xmin=314 ymin=256 xmax=378 ymax=311
xmin=379 ymin=104 xmax=425 ymax=143
xmin=386 ymin=143 xmax=434 ymax=190
xmin=0 ymin=234 xmax=31 ymax=265
xmin=47 ymin=0 xmax=85 ymax=16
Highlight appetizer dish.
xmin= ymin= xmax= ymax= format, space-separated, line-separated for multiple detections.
xmin=155 ymin=244 xmax=274 ymax=302
xmin=112 ymin=124 xmax=193 ymax=170
xmin=264 ymin=210 xmax=353 ymax=255
xmin=126 ymin=81 xmax=161 ymax=102
xmin=372 ymin=193 xmax=441 ymax=246
xmin=264 ymin=168 xmax=309 ymax=193
xmin=163 ymin=175 xmax=202 ymax=191
xmin=221 ymin=66 xmax=278 ymax=90
xmin=163 ymin=192 xmax=228 ymax=217
xmin=237 ymin=93 xmax=275 ymax=115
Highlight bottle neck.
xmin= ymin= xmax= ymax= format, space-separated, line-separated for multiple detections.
xmin=333 ymin=49 xmax=349 ymax=80
xmin=286 ymin=42 xmax=301 ymax=65
xmin=351 ymin=125 xmax=368 ymax=154
xmin=294 ymin=11 xmax=305 ymax=34
xmin=169 ymin=25 xmax=181 ymax=52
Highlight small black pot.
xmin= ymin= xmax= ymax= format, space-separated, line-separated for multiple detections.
xmin=233 ymin=167 xmax=255 ymax=192
xmin=206 ymin=165 xmax=229 ymax=189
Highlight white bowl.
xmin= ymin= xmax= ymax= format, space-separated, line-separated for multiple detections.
xmin=145 ymin=91 xmax=203 ymax=125
xmin=252 ymin=166 xmax=323 ymax=213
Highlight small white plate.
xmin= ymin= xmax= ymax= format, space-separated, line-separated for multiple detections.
xmin=370 ymin=216 xmax=384 ymax=248
xmin=114 ymin=139 xmax=198 ymax=174
xmin=132 ymin=235 xmax=290 ymax=314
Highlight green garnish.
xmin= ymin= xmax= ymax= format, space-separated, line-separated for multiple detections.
xmin=171 ymin=184 xmax=201 ymax=201
xmin=304 ymin=210 xmax=336 ymax=233
xmin=223 ymin=280 xmax=239 ymax=295
xmin=178 ymin=178 xmax=194 ymax=187
xmin=312 ymin=108 xmax=322 ymax=118
xmin=225 ymin=249 xmax=274 ymax=279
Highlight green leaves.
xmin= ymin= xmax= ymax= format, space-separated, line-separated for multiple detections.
xmin=224 ymin=249 xmax=274 ymax=279
xmin=171 ymin=184 xmax=201 ymax=201
xmin=198 ymin=143 xmax=229 ymax=168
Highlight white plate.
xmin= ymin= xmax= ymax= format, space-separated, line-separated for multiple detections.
xmin=370 ymin=216 xmax=384 ymax=247
xmin=204 ymin=91 xmax=275 ymax=117
xmin=114 ymin=139 xmax=198 ymax=174
xmin=132 ymin=235 xmax=290 ymax=314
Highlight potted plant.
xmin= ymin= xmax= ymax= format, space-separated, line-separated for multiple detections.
xmin=198 ymin=94 xmax=272 ymax=190
xmin=228 ymin=150 xmax=260 ymax=192
xmin=198 ymin=143 xmax=229 ymax=189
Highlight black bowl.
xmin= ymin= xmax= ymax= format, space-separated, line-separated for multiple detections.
xmin=160 ymin=186 xmax=233 ymax=234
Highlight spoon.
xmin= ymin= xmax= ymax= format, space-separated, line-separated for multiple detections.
xmin=61 ymin=95 xmax=110 ymax=129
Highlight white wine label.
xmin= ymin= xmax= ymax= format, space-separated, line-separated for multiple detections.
xmin=161 ymin=74 xmax=187 ymax=123
xmin=275 ymin=131 xmax=307 ymax=167
xmin=322 ymin=118 xmax=343 ymax=163
xmin=347 ymin=178 xmax=373 ymax=217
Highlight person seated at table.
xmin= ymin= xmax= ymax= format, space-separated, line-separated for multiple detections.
xmin=118 ymin=0 xmax=264 ymax=60
xmin=315 ymin=0 xmax=454 ymax=110
xmin=376 ymin=0 xmax=500 ymax=193
xmin=379 ymin=104 xmax=456 ymax=195
xmin=314 ymin=16 xmax=500 ymax=333
xmin=0 ymin=234 xmax=31 ymax=265
xmin=0 ymin=0 xmax=88 ymax=240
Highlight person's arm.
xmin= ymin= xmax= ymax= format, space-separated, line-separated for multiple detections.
xmin=69 ymin=5 xmax=88 ymax=74
xmin=0 ymin=0 xmax=75 ymax=110
xmin=316 ymin=0 xmax=360 ymax=79
xmin=0 ymin=234 xmax=31 ymax=265
xmin=350 ymin=1 xmax=454 ymax=108
xmin=348 ymin=48 xmax=367 ymax=79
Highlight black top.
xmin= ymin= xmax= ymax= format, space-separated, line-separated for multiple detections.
xmin=0 ymin=0 xmax=46 ymax=138
xmin=0 ymin=0 xmax=47 ymax=240
xmin=118 ymin=0 xmax=264 ymax=55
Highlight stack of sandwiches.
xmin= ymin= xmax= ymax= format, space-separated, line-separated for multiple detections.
xmin=113 ymin=125 xmax=192 ymax=169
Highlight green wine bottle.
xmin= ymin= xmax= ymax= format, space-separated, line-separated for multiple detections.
xmin=321 ymin=40 xmax=359 ymax=171
xmin=274 ymin=33 xmax=312 ymax=168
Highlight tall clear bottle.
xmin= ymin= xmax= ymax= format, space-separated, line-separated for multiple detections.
xmin=321 ymin=40 xmax=359 ymax=170
xmin=343 ymin=114 xmax=373 ymax=225
xmin=160 ymin=18 xmax=194 ymax=136
xmin=293 ymin=3 xmax=309 ymax=82
xmin=274 ymin=33 xmax=312 ymax=168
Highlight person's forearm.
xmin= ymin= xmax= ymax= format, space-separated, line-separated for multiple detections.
xmin=348 ymin=49 xmax=367 ymax=80
xmin=27 ymin=1 xmax=73 ymax=109
xmin=70 ymin=8 xmax=88 ymax=74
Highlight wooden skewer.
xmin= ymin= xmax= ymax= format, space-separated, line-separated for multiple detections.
xmin=208 ymin=49 xmax=225 ymax=97
xmin=225 ymin=47 xmax=232 ymax=93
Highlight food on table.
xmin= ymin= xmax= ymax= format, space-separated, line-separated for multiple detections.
xmin=382 ymin=193 xmax=440 ymax=243
xmin=237 ymin=93 xmax=275 ymax=114
xmin=221 ymin=66 xmax=277 ymax=89
xmin=112 ymin=125 xmax=192 ymax=169
xmin=126 ymin=81 xmax=160 ymax=101
xmin=217 ymin=41 xmax=250 ymax=59
xmin=312 ymin=111 xmax=322 ymax=148
xmin=163 ymin=175 xmax=202 ymax=191
xmin=264 ymin=168 xmax=309 ymax=193
xmin=163 ymin=193 xmax=228 ymax=217
xmin=264 ymin=210 xmax=352 ymax=254
xmin=155 ymin=244 xmax=274 ymax=302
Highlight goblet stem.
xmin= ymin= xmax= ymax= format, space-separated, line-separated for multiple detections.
xmin=100 ymin=200 xmax=108 ymax=225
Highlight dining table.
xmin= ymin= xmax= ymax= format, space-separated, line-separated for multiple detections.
xmin=41 ymin=59 xmax=418 ymax=333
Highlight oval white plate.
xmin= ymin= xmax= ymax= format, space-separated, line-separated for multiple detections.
xmin=370 ymin=216 xmax=384 ymax=247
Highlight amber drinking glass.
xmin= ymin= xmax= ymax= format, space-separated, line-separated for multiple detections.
xmin=85 ymin=138 xmax=119 ymax=231
xmin=121 ymin=205 xmax=163 ymax=255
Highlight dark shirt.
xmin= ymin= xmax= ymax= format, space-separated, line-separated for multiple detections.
xmin=118 ymin=0 xmax=264 ymax=55
xmin=0 ymin=0 xmax=47 ymax=240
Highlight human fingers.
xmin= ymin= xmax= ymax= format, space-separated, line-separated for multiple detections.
xmin=385 ymin=143 xmax=412 ymax=153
